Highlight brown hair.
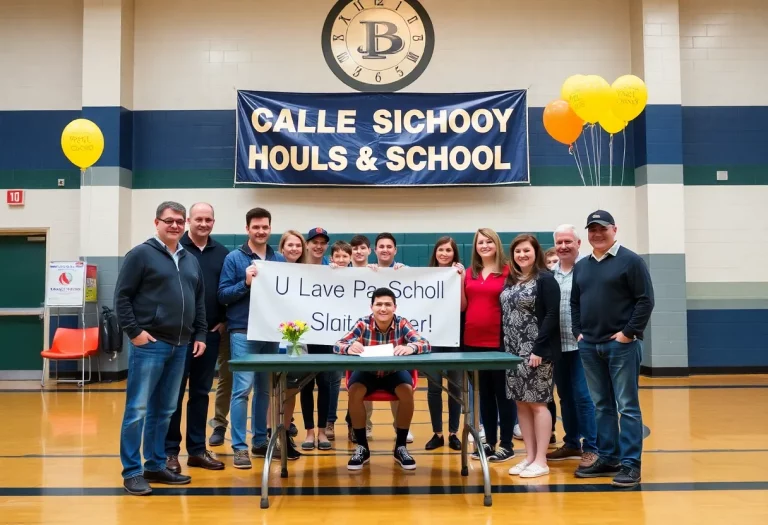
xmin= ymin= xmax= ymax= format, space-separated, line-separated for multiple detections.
xmin=506 ymin=234 xmax=547 ymax=285
xmin=469 ymin=228 xmax=506 ymax=278
xmin=428 ymin=236 xmax=460 ymax=267
xmin=278 ymin=230 xmax=306 ymax=263
xmin=544 ymin=247 xmax=558 ymax=259
xmin=331 ymin=240 xmax=353 ymax=256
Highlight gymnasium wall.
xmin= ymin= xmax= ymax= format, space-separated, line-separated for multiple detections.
xmin=679 ymin=0 xmax=768 ymax=369
xmin=0 ymin=0 xmax=766 ymax=374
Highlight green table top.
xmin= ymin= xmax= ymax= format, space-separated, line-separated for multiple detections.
xmin=228 ymin=351 xmax=522 ymax=373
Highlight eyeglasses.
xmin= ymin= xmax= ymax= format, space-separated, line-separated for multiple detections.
xmin=158 ymin=218 xmax=186 ymax=227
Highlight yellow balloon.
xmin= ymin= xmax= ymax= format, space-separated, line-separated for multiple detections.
xmin=611 ymin=74 xmax=648 ymax=122
xmin=567 ymin=75 xmax=615 ymax=124
xmin=599 ymin=111 xmax=626 ymax=135
xmin=561 ymin=74 xmax=585 ymax=104
xmin=61 ymin=119 xmax=104 ymax=169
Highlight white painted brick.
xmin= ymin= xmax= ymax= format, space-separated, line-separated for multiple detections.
xmin=679 ymin=36 xmax=694 ymax=48
xmin=679 ymin=23 xmax=706 ymax=36
xmin=661 ymin=23 xmax=680 ymax=36
xmin=692 ymin=36 xmax=722 ymax=48
xmin=680 ymin=48 xmax=708 ymax=61
xmin=0 ymin=0 xmax=83 ymax=109
xmin=133 ymin=0 xmax=632 ymax=109
xmin=681 ymin=0 xmax=768 ymax=105
xmin=223 ymin=50 xmax=251 ymax=63
xmin=645 ymin=23 xmax=662 ymax=36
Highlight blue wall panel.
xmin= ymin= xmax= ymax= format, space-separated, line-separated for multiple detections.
xmin=687 ymin=309 xmax=768 ymax=368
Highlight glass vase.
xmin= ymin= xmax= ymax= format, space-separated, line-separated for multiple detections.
xmin=287 ymin=342 xmax=303 ymax=358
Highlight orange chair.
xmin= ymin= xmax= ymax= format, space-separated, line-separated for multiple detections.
xmin=344 ymin=370 xmax=418 ymax=401
xmin=41 ymin=327 xmax=101 ymax=387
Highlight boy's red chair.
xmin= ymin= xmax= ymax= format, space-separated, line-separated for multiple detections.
xmin=344 ymin=370 xmax=418 ymax=401
xmin=40 ymin=327 xmax=101 ymax=387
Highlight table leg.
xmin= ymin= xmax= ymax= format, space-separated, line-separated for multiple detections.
xmin=460 ymin=370 xmax=470 ymax=476
xmin=279 ymin=373 xmax=288 ymax=478
xmin=260 ymin=372 xmax=285 ymax=509
xmin=460 ymin=370 xmax=492 ymax=507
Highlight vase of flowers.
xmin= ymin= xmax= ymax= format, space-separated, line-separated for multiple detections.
xmin=279 ymin=320 xmax=310 ymax=358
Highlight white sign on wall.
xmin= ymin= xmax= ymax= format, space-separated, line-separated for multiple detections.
xmin=247 ymin=262 xmax=461 ymax=347
xmin=46 ymin=261 xmax=86 ymax=307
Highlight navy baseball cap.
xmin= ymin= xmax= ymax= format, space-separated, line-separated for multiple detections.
xmin=307 ymin=227 xmax=329 ymax=242
xmin=585 ymin=210 xmax=615 ymax=228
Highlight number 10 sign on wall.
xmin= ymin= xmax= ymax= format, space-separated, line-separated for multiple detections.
xmin=6 ymin=189 xmax=24 ymax=206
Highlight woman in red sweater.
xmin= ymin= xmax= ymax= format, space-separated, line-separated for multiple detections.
xmin=462 ymin=228 xmax=517 ymax=463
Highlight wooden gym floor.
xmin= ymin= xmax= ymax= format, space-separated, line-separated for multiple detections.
xmin=1 ymin=375 xmax=767 ymax=524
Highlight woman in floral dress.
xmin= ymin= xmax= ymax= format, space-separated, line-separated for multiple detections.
xmin=501 ymin=234 xmax=561 ymax=478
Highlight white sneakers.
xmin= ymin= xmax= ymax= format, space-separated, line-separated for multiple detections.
xmin=509 ymin=460 xmax=550 ymax=478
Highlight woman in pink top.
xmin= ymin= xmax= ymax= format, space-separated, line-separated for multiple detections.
xmin=462 ymin=228 xmax=517 ymax=463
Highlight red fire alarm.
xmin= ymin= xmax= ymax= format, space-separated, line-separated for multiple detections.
xmin=6 ymin=189 xmax=25 ymax=206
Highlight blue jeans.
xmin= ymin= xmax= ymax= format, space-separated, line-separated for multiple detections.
xmin=120 ymin=340 xmax=187 ymax=479
xmin=229 ymin=332 xmax=278 ymax=451
xmin=165 ymin=330 xmax=221 ymax=456
xmin=554 ymin=350 xmax=597 ymax=453
xmin=579 ymin=339 xmax=643 ymax=468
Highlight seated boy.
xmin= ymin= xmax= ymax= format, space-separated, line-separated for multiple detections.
xmin=333 ymin=287 xmax=430 ymax=471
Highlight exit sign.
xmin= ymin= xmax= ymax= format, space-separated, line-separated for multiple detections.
xmin=6 ymin=189 xmax=25 ymax=206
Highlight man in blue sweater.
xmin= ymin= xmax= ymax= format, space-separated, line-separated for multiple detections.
xmin=570 ymin=210 xmax=654 ymax=489
xmin=218 ymin=207 xmax=286 ymax=469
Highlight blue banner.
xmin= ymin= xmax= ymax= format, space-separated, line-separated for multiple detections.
xmin=235 ymin=90 xmax=528 ymax=186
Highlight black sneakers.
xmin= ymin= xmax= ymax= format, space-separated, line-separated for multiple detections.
xmin=347 ymin=445 xmax=371 ymax=470
xmin=471 ymin=443 xmax=494 ymax=460
xmin=143 ymin=468 xmax=191 ymax=485
xmin=612 ymin=466 xmax=641 ymax=488
xmin=574 ymin=458 xmax=621 ymax=478
xmin=425 ymin=433 xmax=444 ymax=450
xmin=448 ymin=434 xmax=462 ymax=451
xmin=123 ymin=475 xmax=152 ymax=495
xmin=488 ymin=446 xmax=515 ymax=463
xmin=285 ymin=439 xmax=302 ymax=461
xmin=394 ymin=446 xmax=416 ymax=470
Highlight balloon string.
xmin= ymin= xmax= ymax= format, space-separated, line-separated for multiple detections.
xmin=570 ymin=143 xmax=587 ymax=186
xmin=582 ymin=127 xmax=594 ymax=186
xmin=591 ymin=125 xmax=599 ymax=186
xmin=598 ymin=126 xmax=603 ymax=186
xmin=596 ymin=125 xmax=601 ymax=186
xmin=621 ymin=128 xmax=627 ymax=187
xmin=609 ymin=134 xmax=614 ymax=186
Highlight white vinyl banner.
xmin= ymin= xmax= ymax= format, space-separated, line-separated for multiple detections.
xmin=247 ymin=261 xmax=461 ymax=346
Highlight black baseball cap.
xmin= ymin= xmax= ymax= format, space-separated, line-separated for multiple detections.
xmin=585 ymin=210 xmax=615 ymax=228
xmin=307 ymin=227 xmax=329 ymax=242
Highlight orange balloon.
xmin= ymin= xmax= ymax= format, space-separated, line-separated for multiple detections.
xmin=543 ymin=100 xmax=584 ymax=145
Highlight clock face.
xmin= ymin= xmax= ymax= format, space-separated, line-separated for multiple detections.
xmin=322 ymin=0 xmax=435 ymax=92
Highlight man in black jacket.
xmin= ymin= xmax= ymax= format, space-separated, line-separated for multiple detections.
xmin=164 ymin=203 xmax=229 ymax=474
xmin=116 ymin=201 xmax=207 ymax=496
xmin=570 ymin=210 xmax=654 ymax=489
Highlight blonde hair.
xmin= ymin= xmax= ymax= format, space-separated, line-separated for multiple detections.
xmin=279 ymin=230 xmax=307 ymax=263
xmin=470 ymin=228 xmax=506 ymax=278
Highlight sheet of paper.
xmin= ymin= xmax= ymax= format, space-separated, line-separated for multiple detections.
xmin=359 ymin=343 xmax=394 ymax=358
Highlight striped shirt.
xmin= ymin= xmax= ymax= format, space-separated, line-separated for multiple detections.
xmin=334 ymin=315 xmax=430 ymax=374
xmin=552 ymin=261 xmax=579 ymax=352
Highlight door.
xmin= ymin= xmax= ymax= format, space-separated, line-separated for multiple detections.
xmin=0 ymin=234 xmax=46 ymax=377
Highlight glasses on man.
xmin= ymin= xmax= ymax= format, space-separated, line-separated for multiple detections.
xmin=158 ymin=218 xmax=186 ymax=227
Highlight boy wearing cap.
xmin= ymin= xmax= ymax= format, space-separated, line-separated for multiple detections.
xmin=299 ymin=227 xmax=340 ymax=449
xmin=570 ymin=210 xmax=655 ymax=489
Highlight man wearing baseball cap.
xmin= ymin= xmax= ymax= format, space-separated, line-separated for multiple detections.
xmin=570 ymin=210 xmax=654 ymax=488
xmin=299 ymin=227 xmax=338 ymax=451
xmin=305 ymin=228 xmax=331 ymax=265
